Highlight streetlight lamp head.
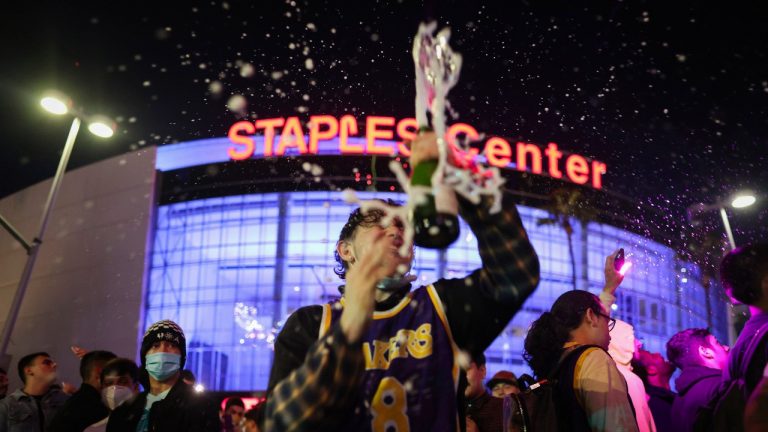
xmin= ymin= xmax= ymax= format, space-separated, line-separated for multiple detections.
xmin=87 ymin=115 xmax=116 ymax=138
xmin=731 ymin=194 xmax=756 ymax=209
xmin=40 ymin=90 xmax=72 ymax=115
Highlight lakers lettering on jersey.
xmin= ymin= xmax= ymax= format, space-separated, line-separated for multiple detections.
xmin=319 ymin=284 xmax=461 ymax=432
xmin=363 ymin=323 xmax=433 ymax=370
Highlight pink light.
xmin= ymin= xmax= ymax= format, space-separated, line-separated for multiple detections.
xmin=619 ymin=262 xmax=632 ymax=276
xmin=221 ymin=396 xmax=265 ymax=411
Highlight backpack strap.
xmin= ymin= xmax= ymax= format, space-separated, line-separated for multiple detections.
xmin=548 ymin=344 xmax=603 ymax=380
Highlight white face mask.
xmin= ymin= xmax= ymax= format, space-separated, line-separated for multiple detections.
xmin=101 ymin=385 xmax=134 ymax=410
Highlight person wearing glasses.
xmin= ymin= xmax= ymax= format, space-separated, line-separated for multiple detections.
xmin=0 ymin=352 xmax=70 ymax=431
xmin=524 ymin=287 xmax=638 ymax=432
xmin=600 ymin=251 xmax=657 ymax=432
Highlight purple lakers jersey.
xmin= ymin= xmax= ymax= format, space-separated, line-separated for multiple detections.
xmin=319 ymin=284 xmax=460 ymax=432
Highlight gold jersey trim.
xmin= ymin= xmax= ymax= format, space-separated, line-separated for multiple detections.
xmin=425 ymin=284 xmax=462 ymax=432
xmin=319 ymin=303 xmax=333 ymax=339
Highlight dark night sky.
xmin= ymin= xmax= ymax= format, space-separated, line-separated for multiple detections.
xmin=1 ymin=0 xmax=766 ymax=246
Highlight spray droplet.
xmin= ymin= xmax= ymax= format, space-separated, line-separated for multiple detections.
xmin=240 ymin=63 xmax=255 ymax=78
xmin=227 ymin=95 xmax=247 ymax=113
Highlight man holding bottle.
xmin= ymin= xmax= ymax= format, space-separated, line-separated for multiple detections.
xmin=264 ymin=131 xmax=541 ymax=431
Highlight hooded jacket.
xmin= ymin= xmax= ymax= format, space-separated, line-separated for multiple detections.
xmin=670 ymin=365 xmax=722 ymax=432
xmin=608 ymin=319 xmax=656 ymax=432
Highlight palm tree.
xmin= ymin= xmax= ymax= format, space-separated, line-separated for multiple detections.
xmin=537 ymin=188 xmax=597 ymax=290
xmin=678 ymin=224 xmax=730 ymax=331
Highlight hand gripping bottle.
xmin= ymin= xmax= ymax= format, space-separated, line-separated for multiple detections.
xmin=409 ymin=131 xmax=460 ymax=249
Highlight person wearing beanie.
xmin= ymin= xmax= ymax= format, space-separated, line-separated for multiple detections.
xmin=106 ymin=320 xmax=220 ymax=432
xmin=486 ymin=370 xmax=520 ymax=397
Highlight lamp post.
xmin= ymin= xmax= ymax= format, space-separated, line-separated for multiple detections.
xmin=686 ymin=192 xmax=756 ymax=250
xmin=686 ymin=192 xmax=757 ymax=345
xmin=0 ymin=91 xmax=115 ymax=369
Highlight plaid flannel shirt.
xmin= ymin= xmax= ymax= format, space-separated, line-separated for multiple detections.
xmin=264 ymin=194 xmax=540 ymax=431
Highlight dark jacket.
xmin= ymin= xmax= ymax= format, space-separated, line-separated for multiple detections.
xmin=105 ymin=380 xmax=219 ymax=432
xmin=48 ymin=383 xmax=108 ymax=432
xmin=727 ymin=311 xmax=768 ymax=396
xmin=465 ymin=392 xmax=504 ymax=432
xmin=671 ymin=366 xmax=722 ymax=432
xmin=646 ymin=385 xmax=676 ymax=432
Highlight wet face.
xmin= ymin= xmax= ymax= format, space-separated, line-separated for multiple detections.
xmin=27 ymin=355 xmax=57 ymax=385
xmin=339 ymin=216 xmax=413 ymax=276
xmin=464 ymin=362 xmax=486 ymax=398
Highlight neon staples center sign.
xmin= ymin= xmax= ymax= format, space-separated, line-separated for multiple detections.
xmin=227 ymin=115 xmax=607 ymax=189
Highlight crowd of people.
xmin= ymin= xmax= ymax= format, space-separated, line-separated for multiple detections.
xmin=0 ymin=320 xmax=264 ymax=432
xmin=0 ymin=132 xmax=766 ymax=431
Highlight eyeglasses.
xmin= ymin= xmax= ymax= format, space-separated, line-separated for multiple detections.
xmin=595 ymin=311 xmax=616 ymax=331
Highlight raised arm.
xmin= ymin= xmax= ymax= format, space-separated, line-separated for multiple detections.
xmin=434 ymin=192 xmax=540 ymax=356
xmin=600 ymin=249 xmax=625 ymax=314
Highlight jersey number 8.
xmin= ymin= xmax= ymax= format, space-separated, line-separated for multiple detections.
xmin=371 ymin=377 xmax=410 ymax=432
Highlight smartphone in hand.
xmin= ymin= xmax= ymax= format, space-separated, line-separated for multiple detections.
xmin=614 ymin=248 xmax=625 ymax=272
xmin=614 ymin=248 xmax=632 ymax=275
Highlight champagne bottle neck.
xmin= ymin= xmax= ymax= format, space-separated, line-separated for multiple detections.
xmin=411 ymin=159 xmax=439 ymax=187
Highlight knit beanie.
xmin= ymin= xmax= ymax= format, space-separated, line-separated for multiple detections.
xmin=140 ymin=320 xmax=187 ymax=368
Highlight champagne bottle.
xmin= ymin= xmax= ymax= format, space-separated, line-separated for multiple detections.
xmin=410 ymin=143 xmax=460 ymax=249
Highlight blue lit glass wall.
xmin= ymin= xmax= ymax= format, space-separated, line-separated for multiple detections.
xmin=145 ymin=191 xmax=727 ymax=390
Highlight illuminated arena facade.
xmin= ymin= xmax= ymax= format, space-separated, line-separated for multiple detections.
xmin=0 ymin=116 xmax=729 ymax=391
xmin=145 ymin=126 xmax=728 ymax=391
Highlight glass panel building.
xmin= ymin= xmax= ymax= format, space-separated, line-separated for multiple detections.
xmin=146 ymin=190 xmax=727 ymax=391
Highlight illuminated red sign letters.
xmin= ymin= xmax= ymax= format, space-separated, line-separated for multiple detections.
xmin=228 ymin=115 xmax=606 ymax=189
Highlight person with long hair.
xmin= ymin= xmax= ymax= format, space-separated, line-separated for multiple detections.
xmin=524 ymin=290 xmax=638 ymax=432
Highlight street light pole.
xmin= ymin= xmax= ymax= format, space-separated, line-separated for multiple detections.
xmin=718 ymin=207 xmax=737 ymax=251
xmin=687 ymin=193 xmax=757 ymax=346
xmin=0 ymin=117 xmax=81 ymax=366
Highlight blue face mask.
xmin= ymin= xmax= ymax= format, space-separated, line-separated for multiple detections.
xmin=145 ymin=352 xmax=181 ymax=381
